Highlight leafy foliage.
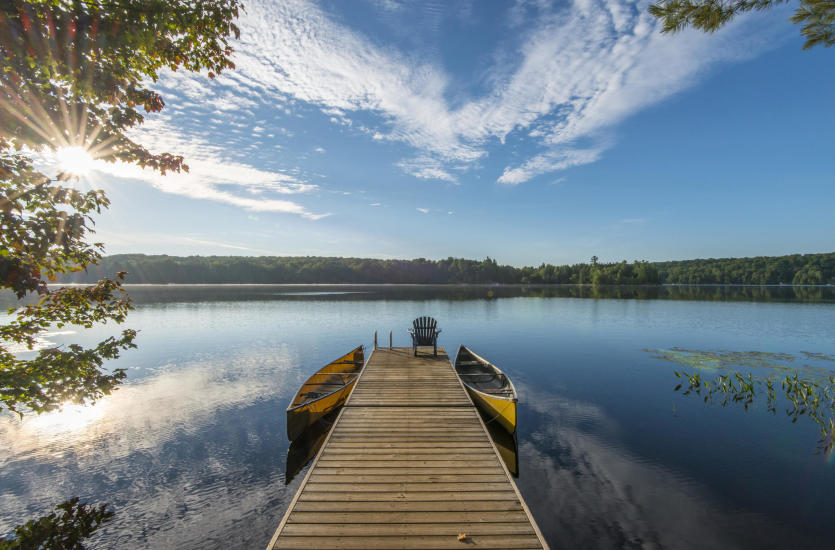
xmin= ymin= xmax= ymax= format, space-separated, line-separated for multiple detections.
xmin=654 ymin=252 xmax=835 ymax=284
xmin=791 ymin=0 xmax=835 ymax=49
xmin=648 ymin=0 xmax=835 ymax=50
xmin=2 ymin=0 xmax=242 ymax=416
xmin=0 ymin=151 xmax=136 ymax=415
xmin=648 ymin=346 xmax=835 ymax=454
xmin=55 ymin=255 xmax=662 ymax=284
xmin=1 ymin=0 xmax=241 ymax=171
xmin=1 ymin=1 xmax=243 ymax=547
xmin=56 ymin=251 xmax=835 ymax=286
xmin=672 ymin=370 xmax=835 ymax=454
xmin=0 ymin=498 xmax=113 ymax=550
xmin=646 ymin=347 xmax=830 ymax=374
xmin=0 ymin=156 xmax=108 ymax=296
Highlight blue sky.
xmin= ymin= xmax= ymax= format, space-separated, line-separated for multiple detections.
xmin=55 ymin=0 xmax=834 ymax=266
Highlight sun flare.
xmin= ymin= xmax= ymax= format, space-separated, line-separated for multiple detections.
xmin=55 ymin=146 xmax=97 ymax=177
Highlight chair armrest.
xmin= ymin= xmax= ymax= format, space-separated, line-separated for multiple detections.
xmin=407 ymin=329 xmax=415 ymax=335
xmin=435 ymin=329 xmax=442 ymax=334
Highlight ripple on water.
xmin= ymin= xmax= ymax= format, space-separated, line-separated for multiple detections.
xmin=0 ymin=346 xmax=300 ymax=546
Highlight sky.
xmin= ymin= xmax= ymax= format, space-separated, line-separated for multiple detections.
xmin=50 ymin=0 xmax=835 ymax=266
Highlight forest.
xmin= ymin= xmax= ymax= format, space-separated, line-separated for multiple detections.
xmin=55 ymin=252 xmax=835 ymax=286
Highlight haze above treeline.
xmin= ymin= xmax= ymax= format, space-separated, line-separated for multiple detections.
xmin=56 ymin=252 xmax=835 ymax=286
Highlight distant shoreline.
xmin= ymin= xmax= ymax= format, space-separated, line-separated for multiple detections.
xmin=49 ymin=282 xmax=834 ymax=288
xmin=55 ymin=252 xmax=835 ymax=286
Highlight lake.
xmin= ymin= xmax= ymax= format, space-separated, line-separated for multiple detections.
xmin=1 ymin=285 xmax=834 ymax=549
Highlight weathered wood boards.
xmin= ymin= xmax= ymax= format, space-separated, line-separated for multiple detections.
xmin=268 ymin=347 xmax=547 ymax=550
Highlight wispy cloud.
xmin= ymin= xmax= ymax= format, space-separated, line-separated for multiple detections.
xmin=396 ymin=157 xmax=458 ymax=183
xmin=94 ymin=117 xmax=329 ymax=220
xmin=155 ymin=0 xmax=786 ymax=186
xmin=183 ymin=238 xmax=253 ymax=251
xmin=498 ymin=147 xmax=604 ymax=185
xmin=416 ymin=207 xmax=429 ymax=214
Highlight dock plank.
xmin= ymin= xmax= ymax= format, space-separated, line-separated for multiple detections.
xmin=280 ymin=523 xmax=535 ymax=536
xmin=272 ymin=535 xmax=543 ymax=549
xmin=267 ymin=347 xmax=547 ymax=550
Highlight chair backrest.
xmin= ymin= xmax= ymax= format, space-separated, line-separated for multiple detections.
xmin=412 ymin=316 xmax=438 ymax=345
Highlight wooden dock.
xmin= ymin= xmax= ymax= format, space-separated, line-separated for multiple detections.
xmin=268 ymin=347 xmax=547 ymax=550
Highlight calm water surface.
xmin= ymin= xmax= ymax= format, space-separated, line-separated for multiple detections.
xmin=1 ymin=285 xmax=834 ymax=549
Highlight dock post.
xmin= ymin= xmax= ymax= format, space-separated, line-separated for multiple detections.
xmin=373 ymin=331 xmax=377 ymax=349
xmin=389 ymin=330 xmax=392 ymax=349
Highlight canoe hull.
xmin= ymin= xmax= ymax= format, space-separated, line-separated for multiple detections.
xmin=286 ymin=346 xmax=364 ymax=441
xmin=286 ymin=379 xmax=357 ymax=441
xmin=455 ymin=345 xmax=518 ymax=435
xmin=466 ymin=386 xmax=517 ymax=434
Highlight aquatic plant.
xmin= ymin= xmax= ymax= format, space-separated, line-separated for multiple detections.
xmin=672 ymin=370 xmax=835 ymax=455
xmin=646 ymin=348 xmax=835 ymax=455
xmin=647 ymin=348 xmax=801 ymax=373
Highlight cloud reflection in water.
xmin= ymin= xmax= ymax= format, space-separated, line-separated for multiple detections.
xmin=0 ymin=346 xmax=302 ymax=549
xmin=516 ymin=384 xmax=810 ymax=549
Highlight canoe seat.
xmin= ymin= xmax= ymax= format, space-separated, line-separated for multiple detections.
xmin=407 ymin=316 xmax=442 ymax=357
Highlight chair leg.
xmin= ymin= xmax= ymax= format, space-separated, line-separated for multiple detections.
xmin=433 ymin=339 xmax=437 ymax=357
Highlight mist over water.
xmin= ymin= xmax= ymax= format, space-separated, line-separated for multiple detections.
xmin=1 ymin=285 xmax=834 ymax=549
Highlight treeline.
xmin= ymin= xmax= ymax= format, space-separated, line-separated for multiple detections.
xmin=55 ymin=252 xmax=835 ymax=285
xmin=654 ymin=253 xmax=834 ymax=285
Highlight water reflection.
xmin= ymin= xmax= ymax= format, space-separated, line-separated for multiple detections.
xmin=284 ymin=410 xmax=339 ymax=485
xmin=2 ymin=289 xmax=834 ymax=549
xmin=4 ymin=283 xmax=829 ymax=308
xmin=0 ymin=347 xmax=301 ymax=548
xmin=25 ymin=401 xmax=109 ymax=436
xmin=2 ymin=329 xmax=77 ymax=354
xmin=646 ymin=347 xmax=835 ymax=454
xmin=516 ymin=384 xmax=829 ymax=549
xmin=483 ymin=415 xmax=519 ymax=477
xmin=2 ymin=350 xmax=295 ymax=457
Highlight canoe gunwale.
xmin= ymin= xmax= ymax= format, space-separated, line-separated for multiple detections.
xmin=287 ymin=377 xmax=359 ymax=414
xmin=454 ymin=345 xmax=518 ymax=404
xmin=286 ymin=346 xmax=365 ymax=413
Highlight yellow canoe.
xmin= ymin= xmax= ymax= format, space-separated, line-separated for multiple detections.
xmin=454 ymin=345 xmax=518 ymax=434
xmin=286 ymin=346 xmax=364 ymax=441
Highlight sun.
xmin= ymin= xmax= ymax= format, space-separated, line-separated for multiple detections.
xmin=55 ymin=146 xmax=97 ymax=177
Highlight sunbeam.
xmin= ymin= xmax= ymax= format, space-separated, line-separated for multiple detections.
xmin=54 ymin=145 xmax=96 ymax=177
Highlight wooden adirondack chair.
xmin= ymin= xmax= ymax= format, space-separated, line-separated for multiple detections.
xmin=408 ymin=316 xmax=441 ymax=357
